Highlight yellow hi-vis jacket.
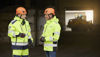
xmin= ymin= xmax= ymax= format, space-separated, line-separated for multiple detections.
xmin=42 ymin=16 xmax=61 ymax=51
xmin=8 ymin=16 xmax=33 ymax=50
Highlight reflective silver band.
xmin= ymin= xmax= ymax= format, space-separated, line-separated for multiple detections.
xmin=54 ymin=32 xmax=60 ymax=35
xmin=8 ymin=30 xmax=16 ymax=37
xmin=43 ymin=30 xmax=44 ymax=32
xmin=8 ymin=31 xmax=14 ymax=33
xmin=12 ymin=42 xmax=28 ymax=46
xmin=28 ymin=30 xmax=31 ymax=32
xmin=28 ymin=36 xmax=32 ymax=39
xmin=49 ymin=37 xmax=53 ymax=41
xmin=44 ymin=44 xmax=57 ymax=47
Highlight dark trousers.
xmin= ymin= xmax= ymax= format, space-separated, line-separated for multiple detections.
xmin=45 ymin=51 xmax=56 ymax=57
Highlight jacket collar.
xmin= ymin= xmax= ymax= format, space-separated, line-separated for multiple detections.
xmin=14 ymin=16 xmax=23 ymax=21
xmin=46 ymin=16 xmax=59 ymax=24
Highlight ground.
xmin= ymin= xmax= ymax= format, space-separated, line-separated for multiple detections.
xmin=0 ymin=31 xmax=100 ymax=57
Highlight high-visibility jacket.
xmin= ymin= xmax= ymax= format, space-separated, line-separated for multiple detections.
xmin=42 ymin=16 xmax=61 ymax=51
xmin=8 ymin=16 xmax=33 ymax=50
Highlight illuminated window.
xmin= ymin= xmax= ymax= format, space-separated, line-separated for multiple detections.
xmin=85 ymin=10 xmax=93 ymax=23
xmin=65 ymin=10 xmax=94 ymax=31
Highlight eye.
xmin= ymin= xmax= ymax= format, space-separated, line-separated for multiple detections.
xmin=23 ymin=11 xmax=25 ymax=13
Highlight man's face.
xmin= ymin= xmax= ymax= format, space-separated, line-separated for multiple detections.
xmin=44 ymin=14 xmax=49 ymax=20
xmin=44 ymin=14 xmax=53 ymax=20
xmin=21 ymin=14 xmax=26 ymax=19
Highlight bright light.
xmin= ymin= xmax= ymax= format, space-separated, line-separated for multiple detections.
xmin=65 ymin=10 xmax=94 ymax=31
xmin=65 ymin=10 xmax=94 ymax=24
xmin=85 ymin=10 xmax=93 ymax=23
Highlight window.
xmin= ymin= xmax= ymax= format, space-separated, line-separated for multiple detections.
xmin=65 ymin=10 xmax=94 ymax=31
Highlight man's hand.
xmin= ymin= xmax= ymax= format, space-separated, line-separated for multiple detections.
xmin=28 ymin=39 xmax=34 ymax=48
xmin=28 ymin=39 xmax=32 ymax=45
xmin=40 ymin=37 xmax=45 ymax=42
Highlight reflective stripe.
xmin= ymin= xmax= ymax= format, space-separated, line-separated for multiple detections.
xmin=12 ymin=42 xmax=28 ymax=46
xmin=54 ymin=32 xmax=60 ymax=35
xmin=28 ymin=30 xmax=31 ymax=32
xmin=44 ymin=44 xmax=57 ymax=47
xmin=43 ymin=30 xmax=44 ymax=32
xmin=8 ymin=31 xmax=14 ymax=33
xmin=25 ymin=34 xmax=28 ymax=36
xmin=28 ymin=36 xmax=32 ymax=39
xmin=13 ymin=33 xmax=16 ymax=37
xmin=8 ymin=30 xmax=16 ymax=37
xmin=49 ymin=37 xmax=53 ymax=41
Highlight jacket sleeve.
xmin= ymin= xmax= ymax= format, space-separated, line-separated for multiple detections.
xmin=53 ymin=24 xmax=61 ymax=42
xmin=27 ymin=22 xmax=33 ymax=43
xmin=8 ymin=21 xmax=19 ymax=38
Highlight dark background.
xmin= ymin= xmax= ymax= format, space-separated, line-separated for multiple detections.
xmin=0 ymin=0 xmax=100 ymax=57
